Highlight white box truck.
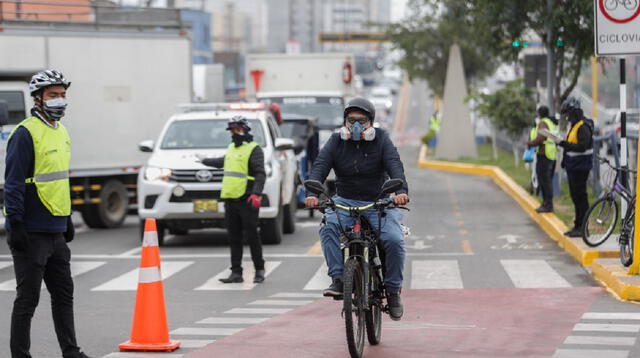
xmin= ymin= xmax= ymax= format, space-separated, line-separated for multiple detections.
xmin=0 ymin=23 xmax=192 ymax=229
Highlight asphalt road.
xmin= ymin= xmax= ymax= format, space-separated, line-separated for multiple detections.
xmin=0 ymin=81 xmax=639 ymax=358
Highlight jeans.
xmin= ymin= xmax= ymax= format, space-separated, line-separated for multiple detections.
xmin=224 ymin=199 xmax=265 ymax=273
xmin=536 ymin=155 xmax=555 ymax=208
xmin=567 ymin=170 xmax=590 ymax=229
xmin=10 ymin=232 xmax=81 ymax=358
xmin=320 ymin=196 xmax=406 ymax=294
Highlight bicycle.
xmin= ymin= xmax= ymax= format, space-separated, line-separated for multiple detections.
xmin=605 ymin=0 xmax=638 ymax=11
xmin=304 ymin=178 xmax=407 ymax=358
xmin=582 ymin=157 xmax=636 ymax=266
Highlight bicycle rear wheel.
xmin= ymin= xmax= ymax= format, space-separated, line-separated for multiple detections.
xmin=583 ymin=196 xmax=618 ymax=247
xmin=344 ymin=258 xmax=366 ymax=358
xmin=365 ymin=270 xmax=382 ymax=345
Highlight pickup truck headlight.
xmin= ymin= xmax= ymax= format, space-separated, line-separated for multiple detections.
xmin=144 ymin=167 xmax=172 ymax=181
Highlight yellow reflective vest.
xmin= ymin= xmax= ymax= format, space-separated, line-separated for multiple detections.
xmin=529 ymin=117 xmax=558 ymax=161
xmin=8 ymin=116 xmax=71 ymax=216
xmin=220 ymin=142 xmax=258 ymax=199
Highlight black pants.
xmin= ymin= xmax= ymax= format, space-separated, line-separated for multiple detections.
xmin=567 ymin=170 xmax=590 ymax=229
xmin=224 ymin=200 xmax=265 ymax=273
xmin=536 ymin=155 xmax=556 ymax=208
xmin=10 ymin=232 xmax=81 ymax=358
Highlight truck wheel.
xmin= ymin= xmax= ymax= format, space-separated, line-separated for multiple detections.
xmin=81 ymin=180 xmax=128 ymax=228
xmin=283 ymin=190 xmax=297 ymax=234
xmin=260 ymin=205 xmax=283 ymax=245
xmin=139 ymin=219 xmax=165 ymax=246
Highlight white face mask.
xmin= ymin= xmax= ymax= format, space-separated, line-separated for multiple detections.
xmin=42 ymin=97 xmax=67 ymax=120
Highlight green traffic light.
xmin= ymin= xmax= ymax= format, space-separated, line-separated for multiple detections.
xmin=512 ymin=40 xmax=520 ymax=47
xmin=522 ymin=41 xmax=529 ymax=47
xmin=556 ymin=39 xmax=564 ymax=47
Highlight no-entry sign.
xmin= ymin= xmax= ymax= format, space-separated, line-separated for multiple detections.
xmin=595 ymin=0 xmax=640 ymax=55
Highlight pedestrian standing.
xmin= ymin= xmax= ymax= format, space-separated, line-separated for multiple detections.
xmin=201 ymin=116 xmax=267 ymax=283
xmin=5 ymin=70 xmax=91 ymax=358
xmin=527 ymin=106 xmax=559 ymax=213
xmin=558 ymin=97 xmax=594 ymax=237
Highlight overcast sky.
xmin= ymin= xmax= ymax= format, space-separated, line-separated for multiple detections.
xmin=391 ymin=0 xmax=408 ymax=22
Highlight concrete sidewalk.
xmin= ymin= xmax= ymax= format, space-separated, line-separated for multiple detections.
xmin=417 ymin=145 xmax=640 ymax=301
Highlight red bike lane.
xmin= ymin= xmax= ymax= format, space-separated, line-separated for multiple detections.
xmin=184 ymin=287 xmax=603 ymax=358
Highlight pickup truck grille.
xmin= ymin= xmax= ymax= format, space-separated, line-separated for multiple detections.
xmin=170 ymin=169 xmax=224 ymax=183
xmin=170 ymin=190 xmax=221 ymax=203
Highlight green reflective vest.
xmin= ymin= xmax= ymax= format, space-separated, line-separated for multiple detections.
xmin=220 ymin=142 xmax=258 ymax=199
xmin=8 ymin=116 xmax=72 ymax=216
xmin=429 ymin=116 xmax=441 ymax=133
xmin=529 ymin=117 xmax=558 ymax=161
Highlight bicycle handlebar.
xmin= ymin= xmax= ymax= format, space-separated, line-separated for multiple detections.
xmin=310 ymin=197 xmax=409 ymax=212
xmin=598 ymin=156 xmax=637 ymax=174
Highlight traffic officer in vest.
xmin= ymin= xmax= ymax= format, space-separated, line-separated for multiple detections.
xmin=5 ymin=70 xmax=91 ymax=358
xmin=558 ymin=97 xmax=594 ymax=238
xmin=201 ymin=116 xmax=267 ymax=283
xmin=429 ymin=110 xmax=441 ymax=133
xmin=526 ymin=106 xmax=559 ymax=213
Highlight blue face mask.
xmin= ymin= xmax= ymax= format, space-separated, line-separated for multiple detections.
xmin=349 ymin=122 xmax=364 ymax=141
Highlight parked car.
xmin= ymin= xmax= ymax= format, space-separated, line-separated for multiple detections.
xmin=369 ymin=86 xmax=394 ymax=113
xmin=137 ymin=102 xmax=298 ymax=245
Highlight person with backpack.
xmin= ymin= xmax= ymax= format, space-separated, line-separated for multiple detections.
xmin=558 ymin=97 xmax=594 ymax=237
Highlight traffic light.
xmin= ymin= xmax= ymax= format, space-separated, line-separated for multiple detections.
xmin=556 ymin=39 xmax=564 ymax=47
xmin=511 ymin=40 xmax=529 ymax=48
xmin=512 ymin=40 xmax=520 ymax=47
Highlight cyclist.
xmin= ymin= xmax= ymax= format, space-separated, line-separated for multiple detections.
xmin=305 ymin=97 xmax=409 ymax=321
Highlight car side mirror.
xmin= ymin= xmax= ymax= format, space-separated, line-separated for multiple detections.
xmin=304 ymin=180 xmax=325 ymax=196
xmin=138 ymin=140 xmax=154 ymax=153
xmin=0 ymin=100 xmax=9 ymax=126
xmin=275 ymin=137 xmax=295 ymax=151
xmin=381 ymin=179 xmax=404 ymax=194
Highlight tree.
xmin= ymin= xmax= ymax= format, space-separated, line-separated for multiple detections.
xmin=386 ymin=0 xmax=498 ymax=97
xmin=464 ymin=0 xmax=593 ymax=111
xmin=472 ymin=79 xmax=536 ymax=164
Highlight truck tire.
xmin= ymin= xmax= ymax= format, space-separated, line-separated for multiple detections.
xmin=139 ymin=219 xmax=166 ymax=246
xmin=260 ymin=205 xmax=283 ymax=245
xmin=283 ymin=190 xmax=297 ymax=234
xmin=81 ymin=180 xmax=128 ymax=228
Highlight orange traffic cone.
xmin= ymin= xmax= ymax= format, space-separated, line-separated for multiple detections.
xmin=118 ymin=219 xmax=180 ymax=352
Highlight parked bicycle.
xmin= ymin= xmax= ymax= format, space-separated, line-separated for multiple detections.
xmin=304 ymin=178 xmax=408 ymax=358
xmin=582 ymin=157 xmax=636 ymax=266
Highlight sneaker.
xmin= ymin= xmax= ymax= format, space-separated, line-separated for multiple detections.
xmin=254 ymin=269 xmax=265 ymax=283
xmin=387 ymin=293 xmax=403 ymax=321
xmin=323 ymin=278 xmax=343 ymax=297
xmin=535 ymin=205 xmax=553 ymax=213
xmin=219 ymin=271 xmax=243 ymax=283
xmin=75 ymin=353 xmax=92 ymax=358
xmin=564 ymin=228 xmax=582 ymax=238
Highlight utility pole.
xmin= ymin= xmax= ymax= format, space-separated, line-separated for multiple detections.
xmin=546 ymin=0 xmax=555 ymax=113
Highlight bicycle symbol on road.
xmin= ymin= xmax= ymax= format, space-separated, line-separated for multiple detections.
xmin=600 ymin=0 xmax=640 ymax=23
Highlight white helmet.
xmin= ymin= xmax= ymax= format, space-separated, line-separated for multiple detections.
xmin=29 ymin=69 xmax=71 ymax=95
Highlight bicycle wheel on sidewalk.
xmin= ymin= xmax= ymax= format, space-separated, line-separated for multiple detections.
xmin=344 ymin=258 xmax=366 ymax=358
xmin=583 ymin=196 xmax=618 ymax=247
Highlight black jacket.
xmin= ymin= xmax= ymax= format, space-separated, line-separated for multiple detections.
xmin=202 ymin=145 xmax=266 ymax=198
xmin=560 ymin=119 xmax=593 ymax=172
xmin=309 ymin=128 xmax=408 ymax=201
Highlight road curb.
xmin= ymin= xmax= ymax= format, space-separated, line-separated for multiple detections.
xmin=592 ymin=259 xmax=640 ymax=300
xmin=417 ymin=144 xmax=618 ymax=268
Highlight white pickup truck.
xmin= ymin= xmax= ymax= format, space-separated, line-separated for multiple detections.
xmin=137 ymin=103 xmax=298 ymax=245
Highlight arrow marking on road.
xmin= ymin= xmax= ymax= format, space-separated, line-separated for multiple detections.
xmin=498 ymin=234 xmax=521 ymax=244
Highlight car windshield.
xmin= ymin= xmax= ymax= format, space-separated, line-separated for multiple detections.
xmin=160 ymin=119 xmax=266 ymax=149
xmin=280 ymin=121 xmax=308 ymax=139
xmin=262 ymin=96 xmax=344 ymax=129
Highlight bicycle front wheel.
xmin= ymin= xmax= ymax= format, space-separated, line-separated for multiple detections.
xmin=583 ymin=196 xmax=618 ymax=247
xmin=344 ymin=258 xmax=366 ymax=358
xmin=620 ymin=214 xmax=634 ymax=267
xmin=365 ymin=269 xmax=382 ymax=345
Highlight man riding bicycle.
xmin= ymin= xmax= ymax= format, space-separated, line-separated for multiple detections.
xmin=305 ymin=97 xmax=409 ymax=321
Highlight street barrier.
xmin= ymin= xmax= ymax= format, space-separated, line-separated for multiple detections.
xmin=118 ymin=219 xmax=180 ymax=352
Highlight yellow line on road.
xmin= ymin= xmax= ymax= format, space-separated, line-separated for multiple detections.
xmin=459 ymin=229 xmax=469 ymax=235
xmin=307 ymin=241 xmax=323 ymax=255
xmin=462 ymin=240 xmax=473 ymax=253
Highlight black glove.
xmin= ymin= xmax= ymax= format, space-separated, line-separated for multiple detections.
xmin=8 ymin=220 xmax=29 ymax=252
xmin=558 ymin=140 xmax=568 ymax=148
xmin=64 ymin=216 xmax=75 ymax=243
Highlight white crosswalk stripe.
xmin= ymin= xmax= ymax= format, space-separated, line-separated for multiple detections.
xmin=410 ymin=260 xmax=463 ymax=289
xmin=563 ymin=336 xmax=636 ymax=346
xmin=0 ymin=261 xmax=106 ymax=291
xmin=582 ymin=312 xmax=640 ymax=320
xmin=553 ymin=349 xmax=629 ymax=358
xmin=195 ymin=261 xmax=280 ymax=290
xmin=225 ymin=307 xmax=293 ymax=315
xmin=102 ymin=353 xmax=183 ymax=358
xmin=170 ymin=327 xmax=243 ymax=336
xmin=0 ymin=262 xmax=13 ymax=270
xmin=271 ymin=292 xmax=322 ymax=298
xmin=573 ymin=323 xmax=640 ymax=333
xmin=91 ymin=261 xmax=194 ymax=291
xmin=197 ymin=317 xmax=269 ymax=325
xmin=501 ymin=259 xmax=571 ymax=288
xmin=304 ymin=262 xmax=331 ymax=290
xmin=249 ymin=299 xmax=313 ymax=306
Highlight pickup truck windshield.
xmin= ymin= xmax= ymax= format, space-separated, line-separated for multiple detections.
xmin=160 ymin=119 xmax=266 ymax=149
